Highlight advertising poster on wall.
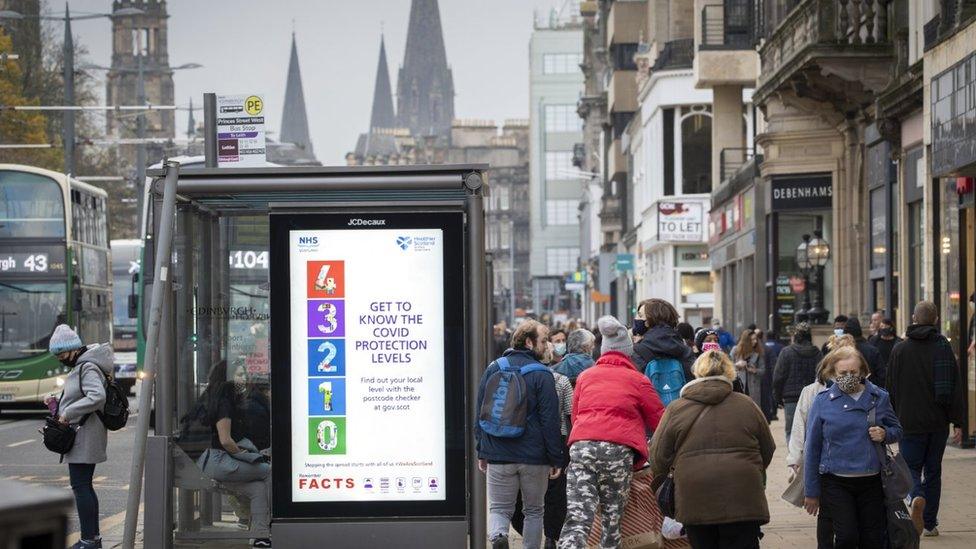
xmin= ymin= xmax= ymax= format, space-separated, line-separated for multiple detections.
xmin=287 ymin=227 xmax=447 ymax=503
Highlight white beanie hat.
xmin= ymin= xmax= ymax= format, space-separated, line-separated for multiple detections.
xmin=598 ymin=315 xmax=633 ymax=357
xmin=49 ymin=324 xmax=83 ymax=355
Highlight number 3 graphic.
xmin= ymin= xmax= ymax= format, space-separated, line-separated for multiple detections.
xmin=316 ymin=302 xmax=338 ymax=334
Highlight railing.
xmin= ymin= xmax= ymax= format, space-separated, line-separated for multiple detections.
xmin=651 ymin=39 xmax=695 ymax=71
xmin=760 ymin=0 xmax=892 ymax=83
xmin=720 ymin=147 xmax=755 ymax=182
xmin=701 ymin=3 xmax=756 ymax=50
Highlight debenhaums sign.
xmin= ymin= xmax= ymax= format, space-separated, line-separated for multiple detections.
xmin=771 ymin=175 xmax=832 ymax=211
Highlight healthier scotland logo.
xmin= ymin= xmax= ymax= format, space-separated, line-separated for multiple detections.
xmin=396 ymin=236 xmax=413 ymax=250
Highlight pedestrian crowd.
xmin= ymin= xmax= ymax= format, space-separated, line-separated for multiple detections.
xmin=479 ymin=299 xmax=966 ymax=548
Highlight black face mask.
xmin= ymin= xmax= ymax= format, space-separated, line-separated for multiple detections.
xmin=59 ymin=352 xmax=78 ymax=368
xmin=632 ymin=319 xmax=648 ymax=336
xmin=879 ymin=327 xmax=895 ymax=337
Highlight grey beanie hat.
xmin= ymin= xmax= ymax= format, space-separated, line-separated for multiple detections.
xmin=49 ymin=324 xmax=83 ymax=355
xmin=598 ymin=315 xmax=633 ymax=357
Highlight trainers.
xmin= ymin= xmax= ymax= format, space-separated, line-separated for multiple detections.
xmin=490 ymin=537 xmax=509 ymax=549
xmin=910 ymin=496 xmax=926 ymax=533
xmin=252 ymin=538 xmax=272 ymax=548
xmin=923 ymin=527 xmax=940 ymax=537
xmin=70 ymin=539 xmax=102 ymax=549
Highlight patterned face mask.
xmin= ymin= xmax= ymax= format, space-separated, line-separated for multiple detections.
xmin=834 ymin=372 xmax=862 ymax=394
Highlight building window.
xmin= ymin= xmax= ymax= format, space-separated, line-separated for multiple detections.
xmin=544 ymin=104 xmax=582 ymax=132
xmin=543 ymin=53 xmax=582 ymax=74
xmin=681 ymin=113 xmax=712 ymax=194
xmin=869 ymin=186 xmax=887 ymax=270
xmin=908 ymin=201 xmax=925 ymax=307
xmin=609 ymin=43 xmax=638 ymax=71
xmin=497 ymin=186 xmax=510 ymax=210
xmin=546 ymin=199 xmax=576 ymax=225
xmin=546 ymin=247 xmax=579 ymax=276
xmin=663 ymin=108 xmax=675 ymax=196
xmin=546 ymin=151 xmax=575 ymax=180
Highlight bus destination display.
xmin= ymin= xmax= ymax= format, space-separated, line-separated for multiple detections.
xmin=0 ymin=248 xmax=66 ymax=275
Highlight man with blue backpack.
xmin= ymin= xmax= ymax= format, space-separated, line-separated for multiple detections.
xmin=632 ymin=298 xmax=695 ymax=406
xmin=476 ymin=320 xmax=565 ymax=549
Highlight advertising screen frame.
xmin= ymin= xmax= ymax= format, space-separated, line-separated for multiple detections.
xmin=269 ymin=208 xmax=467 ymax=520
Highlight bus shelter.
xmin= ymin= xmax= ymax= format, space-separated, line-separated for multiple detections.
xmin=126 ymin=162 xmax=489 ymax=548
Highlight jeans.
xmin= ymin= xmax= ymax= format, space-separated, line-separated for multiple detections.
xmin=512 ymin=470 xmax=568 ymax=541
xmin=68 ymin=463 xmax=99 ymax=541
xmin=819 ymin=474 xmax=885 ymax=549
xmin=783 ymin=401 xmax=798 ymax=444
xmin=684 ymin=521 xmax=761 ymax=549
xmin=198 ymin=448 xmax=271 ymax=535
xmin=487 ymin=463 xmax=551 ymax=549
xmin=899 ymin=429 xmax=949 ymax=530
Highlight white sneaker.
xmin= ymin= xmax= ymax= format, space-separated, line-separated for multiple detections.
xmin=923 ymin=527 xmax=939 ymax=537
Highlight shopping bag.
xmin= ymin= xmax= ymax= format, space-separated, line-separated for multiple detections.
xmin=884 ymin=498 xmax=920 ymax=549
xmin=781 ymin=464 xmax=805 ymax=508
xmin=587 ymin=468 xmax=690 ymax=549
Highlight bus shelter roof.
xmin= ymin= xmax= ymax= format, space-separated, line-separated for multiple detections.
xmin=146 ymin=164 xmax=488 ymax=213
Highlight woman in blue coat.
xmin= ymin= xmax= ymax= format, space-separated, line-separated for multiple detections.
xmin=803 ymin=346 xmax=903 ymax=549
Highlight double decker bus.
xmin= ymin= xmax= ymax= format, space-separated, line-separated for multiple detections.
xmin=0 ymin=165 xmax=112 ymax=411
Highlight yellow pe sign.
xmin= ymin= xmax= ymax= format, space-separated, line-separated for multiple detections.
xmin=245 ymin=95 xmax=264 ymax=115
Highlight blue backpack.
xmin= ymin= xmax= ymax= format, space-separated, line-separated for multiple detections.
xmin=644 ymin=357 xmax=686 ymax=406
xmin=479 ymin=357 xmax=550 ymax=438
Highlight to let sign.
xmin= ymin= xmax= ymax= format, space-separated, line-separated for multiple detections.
xmin=771 ymin=175 xmax=832 ymax=210
xmin=658 ymin=202 xmax=703 ymax=242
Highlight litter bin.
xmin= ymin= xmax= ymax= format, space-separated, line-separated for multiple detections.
xmin=0 ymin=479 xmax=73 ymax=549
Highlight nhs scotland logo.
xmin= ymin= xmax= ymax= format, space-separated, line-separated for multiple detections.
xmin=396 ymin=236 xmax=413 ymax=250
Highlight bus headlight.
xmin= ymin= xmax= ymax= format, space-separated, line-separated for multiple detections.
xmin=138 ymin=371 xmax=146 ymax=379
xmin=55 ymin=376 xmax=65 ymax=387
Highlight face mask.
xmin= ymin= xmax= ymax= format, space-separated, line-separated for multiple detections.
xmin=833 ymin=328 xmax=845 ymax=337
xmin=834 ymin=372 xmax=862 ymax=394
xmin=879 ymin=327 xmax=894 ymax=337
xmin=702 ymin=341 xmax=721 ymax=353
xmin=59 ymin=351 xmax=78 ymax=368
xmin=554 ymin=343 xmax=567 ymax=357
xmin=632 ymin=319 xmax=648 ymax=336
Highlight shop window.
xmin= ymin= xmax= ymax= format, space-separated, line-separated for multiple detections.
xmin=680 ymin=114 xmax=712 ymax=194
xmin=680 ymin=272 xmax=712 ymax=304
xmin=939 ymin=179 xmax=961 ymax=355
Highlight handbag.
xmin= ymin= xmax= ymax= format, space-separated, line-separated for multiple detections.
xmin=40 ymin=389 xmax=91 ymax=462
xmin=868 ymin=407 xmax=912 ymax=501
xmin=781 ymin=462 xmax=805 ymax=507
xmin=656 ymin=405 xmax=710 ymax=518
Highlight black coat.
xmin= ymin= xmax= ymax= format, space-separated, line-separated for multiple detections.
xmin=772 ymin=342 xmax=822 ymax=404
xmin=888 ymin=325 xmax=965 ymax=434
xmin=855 ymin=340 xmax=886 ymax=388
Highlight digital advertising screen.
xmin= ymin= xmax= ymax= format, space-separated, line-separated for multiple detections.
xmin=270 ymin=210 xmax=465 ymax=519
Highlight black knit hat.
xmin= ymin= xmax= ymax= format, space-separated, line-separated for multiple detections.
xmin=844 ymin=317 xmax=863 ymax=338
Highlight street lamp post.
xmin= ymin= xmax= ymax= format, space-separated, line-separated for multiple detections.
xmin=795 ymin=235 xmax=812 ymax=320
xmin=79 ymin=61 xmax=201 ymax=230
xmin=0 ymin=5 xmax=146 ymax=176
xmin=796 ymin=230 xmax=831 ymax=325
xmin=807 ymin=229 xmax=831 ymax=324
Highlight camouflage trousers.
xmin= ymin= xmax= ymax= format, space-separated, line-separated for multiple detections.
xmin=558 ymin=441 xmax=634 ymax=549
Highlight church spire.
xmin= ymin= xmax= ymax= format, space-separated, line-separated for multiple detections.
xmin=369 ymin=34 xmax=396 ymax=131
xmin=279 ymin=32 xmax=313 ymax=155
xmin=396 ymin=0 xmax=454 ymax=140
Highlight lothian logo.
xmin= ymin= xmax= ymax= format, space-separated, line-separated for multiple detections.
xmin=396 ymin=236 xmax=413 ymax=250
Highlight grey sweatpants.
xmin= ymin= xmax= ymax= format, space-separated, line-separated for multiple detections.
xmin=487 ymin=462 xmax=551 ymax=549
xmin=558 ymin=441 xmax=634 ymax=549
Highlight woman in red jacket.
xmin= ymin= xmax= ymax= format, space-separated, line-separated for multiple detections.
xmin=558 ymin=316 xmax=666 ymax=549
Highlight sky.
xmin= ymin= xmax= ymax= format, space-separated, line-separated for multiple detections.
xmin=58 ymin=0 xmax=576 ymax=165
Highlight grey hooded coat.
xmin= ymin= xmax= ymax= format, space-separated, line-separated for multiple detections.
xmin=57 ymin=343 xmax=114 ymax=464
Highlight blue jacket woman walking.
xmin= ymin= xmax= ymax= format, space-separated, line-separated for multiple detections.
xmin=804 ymin=346 xmax=903 ymax=549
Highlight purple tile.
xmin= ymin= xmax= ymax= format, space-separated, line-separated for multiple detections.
xmin=307 ymin=299 xmax=345 ymax=337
